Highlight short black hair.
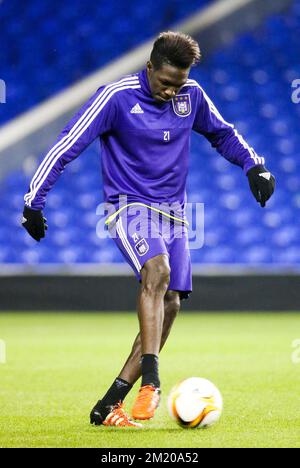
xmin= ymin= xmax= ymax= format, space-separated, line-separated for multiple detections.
xmin=150 ymin=31 xmax=201 ymax=70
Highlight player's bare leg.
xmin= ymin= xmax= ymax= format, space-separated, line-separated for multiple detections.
xmin=128 ymin=254 xmax=169 ymax=418
xmin=131 ymin=260 xmax=180 ymax=420
xmin=90 ymin=260 xmax=180 ymax=425
xmin=137 ymin=254 xmax=170 ymax=355
xmin=118 ymin=289 xmax=180 ymax=384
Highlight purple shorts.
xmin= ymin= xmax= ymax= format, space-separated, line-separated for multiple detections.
xmin=108 ymin=207 xmax=192 ymax=299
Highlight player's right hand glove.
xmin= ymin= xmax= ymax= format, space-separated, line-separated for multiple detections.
xmin=22 ymin=206 xmax=48 ymax=242
xmin=247 ymin=165 xmax=275 ymax=208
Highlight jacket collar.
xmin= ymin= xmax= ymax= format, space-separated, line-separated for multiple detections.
xmin=139 ymin=68 xmax=153 ymax=98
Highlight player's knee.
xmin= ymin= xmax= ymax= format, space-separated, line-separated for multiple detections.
xmin=145 ymin=267 xmax=170 ymax=294
xmin=156 ymin=262 xmax=171 ymax=289
xmin=142 ymin=255 xmax=170 ymax=294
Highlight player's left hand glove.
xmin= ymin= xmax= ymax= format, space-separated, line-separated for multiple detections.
xmin=22 ymin=206 xmax=48 ymax=242
xmin=247 ymin=165 xmax=275 ymax=208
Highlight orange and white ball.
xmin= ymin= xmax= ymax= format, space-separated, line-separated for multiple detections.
xmin=167 ymin=377 xmax=223 ymax=428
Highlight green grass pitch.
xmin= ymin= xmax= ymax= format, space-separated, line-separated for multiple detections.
xmin=0 ymin=312 xmax=299 ymax=448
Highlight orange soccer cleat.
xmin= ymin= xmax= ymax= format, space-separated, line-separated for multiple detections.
xmin=103 ymin=402 xmax=143 ymax=428
xmin=132 ymin=385 xmax=161 ymax=420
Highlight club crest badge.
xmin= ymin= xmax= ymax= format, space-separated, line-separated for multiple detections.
xmin=135 ymin=238 xmax=149 ymax=256
xmin=172 ymin=94 xmax=191 ymax=117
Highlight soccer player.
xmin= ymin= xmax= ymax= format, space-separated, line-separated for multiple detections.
xmin=22 ymin=32 xmax=275 ymax=428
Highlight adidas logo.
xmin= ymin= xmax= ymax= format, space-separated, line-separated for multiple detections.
xmin=130 ymin=103 xmax=144 ymax=114
xmin=115 ymin=379 xmax=128 ymax=388
xmin=259 ymin=172 xmax=271 ymax=181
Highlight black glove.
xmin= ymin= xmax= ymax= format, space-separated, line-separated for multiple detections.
xmin=247 ymin=165 xmax=275 ymax=208
xmin=22 ymin=206 xmax=48 ymax=242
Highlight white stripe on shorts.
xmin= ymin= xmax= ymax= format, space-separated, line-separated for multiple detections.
xmin=116 ymin=218 xmax=141 ymax=272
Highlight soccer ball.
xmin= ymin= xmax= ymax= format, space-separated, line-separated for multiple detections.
xmin=167 ymin=377 xmax=223 ymax=429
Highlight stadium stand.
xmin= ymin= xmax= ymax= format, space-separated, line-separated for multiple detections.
xmin=0 ymin=0 xmax=299 ymax=268
xmin=0 ymin=0 xmax=212 ymax=124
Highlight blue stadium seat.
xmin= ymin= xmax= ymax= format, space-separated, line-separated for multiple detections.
xmin=1 ymin=1 xmax=299 ymax=268
xmin=0 ymin=0 xmax=212 ymax=124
